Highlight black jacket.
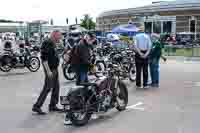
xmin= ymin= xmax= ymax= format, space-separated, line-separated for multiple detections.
xmin=40 ymin=39 xmax=59 ymax=70
xmin=70 ymin=39 xmax=91 ymax=65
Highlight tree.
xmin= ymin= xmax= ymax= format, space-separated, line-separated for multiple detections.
xmin=80 ymin=14 xmax=96 ymax=30
xmin=0 ymin=19 xmax=15 ymax=23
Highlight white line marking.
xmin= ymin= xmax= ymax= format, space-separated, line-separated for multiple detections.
xmin=126 ymin=102 xmax=144 ymax=109
xmin=130 ymin=107 xmax=145 ymax=111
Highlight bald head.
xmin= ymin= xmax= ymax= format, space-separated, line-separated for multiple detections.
xmin=50 ymin=31 xmax=62 ymax=43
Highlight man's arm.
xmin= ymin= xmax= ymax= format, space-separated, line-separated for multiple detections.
xmin=40 ymin=42 xmax=53 ymax=77
xmin=143 ymin=36 xmax=152 ymax=58
xmin=133 ymin=37 xmax=143 ymax=56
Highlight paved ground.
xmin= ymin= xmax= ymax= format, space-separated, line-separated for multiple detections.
xmin=0 ymin=60 xmax=200 ymax=133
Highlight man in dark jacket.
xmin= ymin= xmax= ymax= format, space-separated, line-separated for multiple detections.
xmin=32 ymin=31 xmax=62 ymax=115
xmin=70 ymin=34 xmax=91 ymax=85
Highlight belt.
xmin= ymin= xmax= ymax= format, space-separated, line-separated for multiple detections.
xmin=139 ymin=49 xmax=148 ymax=51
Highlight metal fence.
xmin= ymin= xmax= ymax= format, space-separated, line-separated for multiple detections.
xmin=163 ymin=45 xmax=200 ymax=57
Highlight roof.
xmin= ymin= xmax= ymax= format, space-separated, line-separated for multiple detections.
xmin=98 ymin=0 xmax=200 ymax=17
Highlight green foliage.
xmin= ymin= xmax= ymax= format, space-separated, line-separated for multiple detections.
xmin=0 ymin=19 xmax=15 ymax=23
xmin=80 ymin=14 xmax=96 ymax=30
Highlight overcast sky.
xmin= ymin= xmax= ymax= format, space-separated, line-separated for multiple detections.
xmin=0 ymin=0 xmax=173 ymax=25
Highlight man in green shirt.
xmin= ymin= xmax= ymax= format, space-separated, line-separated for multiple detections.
xmin=150 ymin=34 xmax=167 ymax=87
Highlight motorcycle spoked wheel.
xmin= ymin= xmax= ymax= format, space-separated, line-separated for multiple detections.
xmin=0 ymin=56 xmax=12 ymax=72
xmin=68 ymin=96 xmax=91 ymax=126
xmin=115 ymin=81 xmax=128 ymax=111
xmin=0 ymin=64 xmax=12 ymax=72
xmin=63 ymin=64 xmax=76 ymax=80
xmin=27 ymin=57 xmax=40 ymax=72
xmin=94 ymin=62 xmax=106 ymax=78
xmin=129 ymin=64 xmax=136 ymax=82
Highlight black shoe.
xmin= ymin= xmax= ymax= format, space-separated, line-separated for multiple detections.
xmin=136 ymin=85 xmax=142 ymax=90
xmin=32 ymin=106 xmax=46 ymax=115
xmin=49 ymin=106 xmax=63 ymax=112
xmin=151 ymin=84 xmax=159 ymax=88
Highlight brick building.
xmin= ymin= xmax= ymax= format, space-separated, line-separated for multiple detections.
xmin=97 ymin=0 xmax=200 ymax=39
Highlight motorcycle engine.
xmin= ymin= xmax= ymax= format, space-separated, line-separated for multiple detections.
xmin=98 ymin=91 xmax=112 ymax=112
xmin=102 ymin=95 xmax=111 ymax=107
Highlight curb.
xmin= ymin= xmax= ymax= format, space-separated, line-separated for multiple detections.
xmin=166 ymin=56 xmax=200 ymax=62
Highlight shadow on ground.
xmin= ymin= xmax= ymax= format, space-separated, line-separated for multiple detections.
xmin=0 ymin=71 xmax=31 ymax=77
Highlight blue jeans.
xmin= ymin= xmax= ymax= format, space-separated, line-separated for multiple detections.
xmin=79 ymin=70 xmax=88 ymax=83
xmin=73 ymin=64 xmax=89 ymax=85
xmin=150 ymin=59 xmax=159 ymax=85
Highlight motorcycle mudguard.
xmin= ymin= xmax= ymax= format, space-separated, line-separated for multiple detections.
xmin=67 ymin=86 xmax=86 ymax=97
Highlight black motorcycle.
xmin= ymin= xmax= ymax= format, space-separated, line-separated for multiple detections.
xmin=0 ymin=43 xmax=40 ymax=72
xmin=62 ymin=49 xmax=106 ymax=81
xmin=60 ymin=63 xmax=128 ymax=126
xmin=107 ymin=48 xmax=136 ymax=82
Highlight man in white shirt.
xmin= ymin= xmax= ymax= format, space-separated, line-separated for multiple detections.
xmin=134 ymin=26 xmax=152 ymax=89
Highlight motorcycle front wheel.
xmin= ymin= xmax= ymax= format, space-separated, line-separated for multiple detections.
xmin=63 ymin=64 xmax=76 ymax=80
xmin=129 ymin=64 xmax=136 ymax=82
xmin=27 ymin=57 xmax=40 ymax=72
xmin=116 ymin=81 xmax=128 ymax=111
xmin=94 ymin=61 xmax=106 ymax=78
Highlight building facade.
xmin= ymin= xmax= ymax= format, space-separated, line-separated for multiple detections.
xmin=96 ymin=0 xmax=200 ymax=39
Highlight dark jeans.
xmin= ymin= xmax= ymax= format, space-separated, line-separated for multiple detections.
xmin=150 ymin=59 xmax=159 ymax=85
xmin=34 ymin=66 xmax=60 ymax=108
xmin=135 ymin=51 xmax=149 ymax=87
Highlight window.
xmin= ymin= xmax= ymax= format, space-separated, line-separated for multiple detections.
xmin=153 ymin=22 xmax=161 ymax=33
xmin=163 ymin=21 xmax=172 ymax=33
xmin=144 ymin=22 xmax=152 ymax=33
xmin=190 ymin=20 xmax=196 ymax=33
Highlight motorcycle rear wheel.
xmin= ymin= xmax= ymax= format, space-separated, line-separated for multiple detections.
xmin=27 ymin=57 xmax=40 ymax=72
xmin=0 ymin=64 xmax=12 ymax=72
xmin=63 ymin=64 xmax=76 ymax=80
xmin=68 ymin=96 xmax=91 ymax=126
xmin=0 ymin=55 xmax=12 ymax=72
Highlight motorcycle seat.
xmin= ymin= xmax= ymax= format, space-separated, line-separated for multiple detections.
xmin=71 ymin=86 xmax=85 ymax=90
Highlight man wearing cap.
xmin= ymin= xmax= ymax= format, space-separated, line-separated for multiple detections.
xmin=134 ymin=26 xmax=152 ymax=89
xmin=32 ymin=31 xmax=63 ymax=115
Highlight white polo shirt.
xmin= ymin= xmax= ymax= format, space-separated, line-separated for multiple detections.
xmin=134 ymin=33 xmax=152 ymax=51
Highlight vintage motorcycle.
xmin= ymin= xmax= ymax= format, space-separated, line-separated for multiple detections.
xmin=0 ymin=42 xmax=40 ymax=72
xmin=60 ymin=63 xmax=128 ymax=126
xmin=62 ymin=49 xmax=106 ymax=81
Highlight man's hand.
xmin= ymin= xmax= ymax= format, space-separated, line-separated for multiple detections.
xmin=47 ymin=70 xmax=53 ymax=78
xmin=139 ymin=52 xmax=144 ymax=57
xmin=141 ymin=54 xmax=148 ymax=59
xmin=43 ymin=61 xmax=53 ymax=78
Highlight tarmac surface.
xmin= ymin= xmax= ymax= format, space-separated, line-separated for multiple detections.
xmin=0 ymin=59 xmax=200 ymax=133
